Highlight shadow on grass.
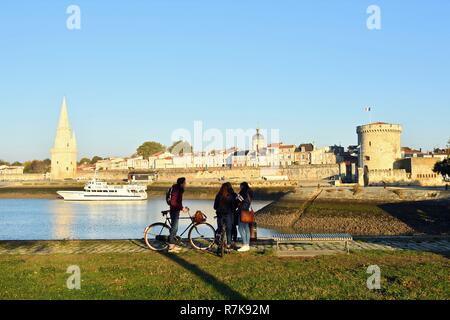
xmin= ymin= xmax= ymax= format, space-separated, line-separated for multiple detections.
xmin=0 ymin=240 xmax=51 ymax=254
xmin=378 ymin=199 xmax=450 ymax=235
xmin=157 ymin=251 xmax=246 ymax=300
xmin=129 ymin=239 xmax=148 ymax=250
xmin=353 ymin=236 xmax=450 ymax=260
xmin=131 ymin=238 xmax=246 ymax=298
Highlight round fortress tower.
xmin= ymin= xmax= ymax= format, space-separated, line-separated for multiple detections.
xmin=357 ymin=122 xmax=402 ymax=171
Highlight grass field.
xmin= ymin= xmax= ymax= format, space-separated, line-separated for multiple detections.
xmin=0 ymin=249 xmax=448 ymax=300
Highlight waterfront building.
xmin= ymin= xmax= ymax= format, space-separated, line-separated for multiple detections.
xmin=310 ymin=146 xmax=339 ymax=165
xmin=278 ymin=144 xmax=296 ymax=167
xmin=232 ymin=150 xmax=250 ymax=167
xmin=401 ymin=147 xmax=426 ymax=158
xmin=266 ymin=143 xmax=281 ymax=167
xmin=172 ymin=153 xmax=195 ymax=169
xmin=294 ymin=143 xmax=314 ymax=165
xmin=95 ymin=157 xmax=126 ymax=171
xmin=126 ymin=156 xmax=149 ymax=170
xmin=149 ymin=151 xmax=174 ymax=169
xmin=0 ymin=165 xmax=24 ymax=175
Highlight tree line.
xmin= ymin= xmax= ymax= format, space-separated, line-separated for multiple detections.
xmin=136 ymin=140 xmax=193 ymax=159
xmin=432 ymin=139 xmax=450 ymax=180
xmin=0 ymin=159 xmax=50 ymax=173
xmin=0 ymin=156 xmax=105 ymax=174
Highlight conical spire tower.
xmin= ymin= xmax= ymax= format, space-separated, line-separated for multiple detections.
xmin=50 ymin=97 xmax=78 ymax=180
xmin=57 ymin=96 xmax=70 ymax=130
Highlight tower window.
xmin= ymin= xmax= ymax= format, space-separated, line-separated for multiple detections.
xmin=66 ymin=167 xmax=69 ymax=171
xmin=369 ymin=141 xmax=372 ymax=146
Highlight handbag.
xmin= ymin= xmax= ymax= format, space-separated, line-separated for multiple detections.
xmin=193 ymin=210 xmax=207 ymax=224
xmin=240 ymin=208 xmax=255 ymax=223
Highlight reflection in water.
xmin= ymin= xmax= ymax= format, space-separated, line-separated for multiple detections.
xmin=49 ymin=201 xmax=75 ymax=239
xmin=0 ymin=198 xmax=274 ymax=240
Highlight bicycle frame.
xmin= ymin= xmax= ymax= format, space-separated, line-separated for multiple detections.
xmin=164 ymin=214 xmax=196 ymax=239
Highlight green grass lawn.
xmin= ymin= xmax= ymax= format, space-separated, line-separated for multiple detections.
xmin=0 ymin=250 xmax=448 ymax=300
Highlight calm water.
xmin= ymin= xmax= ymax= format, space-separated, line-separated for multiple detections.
xmin=0 ymin=198 xmax=275 ymax=240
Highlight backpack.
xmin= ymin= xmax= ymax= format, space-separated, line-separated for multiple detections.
xmin=165 ymin=187 xmax=173 ymax=206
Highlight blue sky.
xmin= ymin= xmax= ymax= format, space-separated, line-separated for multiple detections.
xmin=0 ymin=1 xmax=449 ymax=162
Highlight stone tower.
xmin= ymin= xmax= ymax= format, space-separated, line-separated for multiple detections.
xmin=51 ymin=97 xmax=77 ymax=180
xmin=357 ymin=122 xmax=402 ymax=171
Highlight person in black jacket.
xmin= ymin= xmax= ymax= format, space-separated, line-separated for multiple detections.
xmin=214 ymin=182 xmax=235 ymax=248
xmin=168 ymin=177 xmax=188 ymax=253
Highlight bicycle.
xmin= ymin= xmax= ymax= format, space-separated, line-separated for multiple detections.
xmin=144 ymin=208 xmax=216 ymax=251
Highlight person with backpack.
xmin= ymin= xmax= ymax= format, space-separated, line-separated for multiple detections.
xmin=235 ymin=182 xmax=253 ymax=252
xmin=214 ymin=182 xmax=235 ymax=249
xmin=166 ymin=177 xmax=188 ymax=253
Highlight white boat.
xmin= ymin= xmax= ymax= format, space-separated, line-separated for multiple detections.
xmin=57 ymin=178 xmax=148 ymax=201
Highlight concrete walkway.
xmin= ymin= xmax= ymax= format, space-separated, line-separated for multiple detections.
xmin=0 ymin=237 xmax=449 ymax=256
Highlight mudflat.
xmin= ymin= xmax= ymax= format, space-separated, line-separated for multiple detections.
xmin=256 ymin=187 xmax=450 ymax=236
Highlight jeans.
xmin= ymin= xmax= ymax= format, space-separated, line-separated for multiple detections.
xmin=217 ymin=212 xmax=233 ymax=245
xmin=231 ymin=212 xmax=239 ymax=242
xmin=238 ymin=220 xmax=250 ymax=245
xmin=169 ymin=211 xmax=180 ymax=245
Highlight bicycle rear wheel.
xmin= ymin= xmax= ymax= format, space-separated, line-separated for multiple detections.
xmin=188 ymin=223 xmax=216 ymax=250
xmin=144 ymin=223 xmax=171 ymax=251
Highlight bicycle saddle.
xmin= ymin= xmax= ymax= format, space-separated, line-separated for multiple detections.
xmin=161 ymin=210 xmax=170 ymax=215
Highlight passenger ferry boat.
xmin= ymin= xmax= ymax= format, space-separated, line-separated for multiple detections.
xmin=57 ymin=178 xmax=148 ymax=201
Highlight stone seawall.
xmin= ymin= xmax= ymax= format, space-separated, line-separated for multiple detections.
xmin=0 ymin=164 xmax=341 ymax=184
xmin=0 ymin=173 xmax=47 ymax=182
xmin=366 ymin=168 xmax=444 ymax=187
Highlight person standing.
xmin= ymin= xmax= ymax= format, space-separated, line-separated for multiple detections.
xmin=214 ymin=182 xmax=235 ymax=248
xmin=236 ymin=182 xmax=253 ymax=252
xmin=167 ymin=177 xmax=188 ymax=253
xmin=231 ymin=187 xmax=239 ymax=246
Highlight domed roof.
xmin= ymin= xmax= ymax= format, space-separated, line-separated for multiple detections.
xmin=252 ymin=129 xmax=265 ymax=141
xmin=253 ymin=133 xmax=264 ymax=141
xmin=252 ymin=129 xmax=267 ymax=152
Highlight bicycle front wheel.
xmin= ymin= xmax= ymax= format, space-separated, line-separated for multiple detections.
xmin=144 ymin=222 xmax=171 ymax=251
xmin=188 ymin=222 xmax=216 ymax=250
